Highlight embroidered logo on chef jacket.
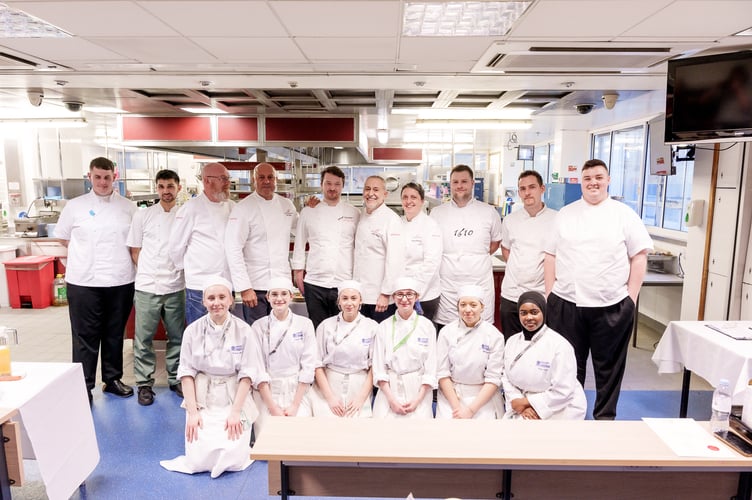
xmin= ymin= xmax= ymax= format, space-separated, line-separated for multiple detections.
xmin=481 ymin=343 xmax=491 ymax=354
xmin=338 ymin=215 xmax=356 ymax=222
xmin=284 ymin=209 xmax=295 ymax=217
xmin=416 ymin=336 xmax=429 ymax=346
xmin=535 ymin=360 xmax=551 ymax=370
xmin=230 ymin=345 xmax=244 ymax=353
xmin=361 ymin=337 xmax=372 ymax=345
xmin=453 ymin=227 xmax=475 ymax=237
xmin=292 ymin=331 xmax=305 ymax=341
xmin=370 ymin=228 xmax=384 ymax=238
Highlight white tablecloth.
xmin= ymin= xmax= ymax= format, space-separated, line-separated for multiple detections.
xmin=653 ymin=321 xmax=752 ymax=404
xmin=0 ymin=362 xmax=99 ymax=500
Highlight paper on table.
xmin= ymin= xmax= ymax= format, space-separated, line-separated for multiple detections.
xmin=643 ymin=418 xmax=738 ymax=458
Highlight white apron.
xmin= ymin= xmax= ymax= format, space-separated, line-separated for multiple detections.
xmin=310 ymin=367 xmax=372 ymax=418
xmin=253 ymin=373 xmax=312 ymax=436
xmin=372 ymin=370 xmax=433 ymax=419
xmin=436 ymin=382 xmax=503 ymax=420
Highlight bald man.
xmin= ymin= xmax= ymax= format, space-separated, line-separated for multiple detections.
xmin=225 ymin=163 xmax=298 ymax=324
xmin=169 ymin=162 xmax=234 ymax=325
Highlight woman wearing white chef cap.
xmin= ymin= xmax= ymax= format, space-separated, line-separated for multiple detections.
xmin=250 ymin=276 xmax=317 ymax=436
xmin=311 ymin=280 xmax=379 ymax=417
xmin=436 ymin=284 xmax=504 ymax=419
xmin=161 ymin=275 xmax=261 ymax=478
xmin=372 ymin=277 xmax=437 ymax=419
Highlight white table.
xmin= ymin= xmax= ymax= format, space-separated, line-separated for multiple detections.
xmin=253 ymin=417 xmax=752 ymax=500
xmin=0 ymin=362 xmax=99 ymax=500
xmin=653 ymin=321 xmax=752 ymax=417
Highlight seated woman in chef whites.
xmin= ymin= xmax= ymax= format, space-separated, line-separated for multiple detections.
xmin=160 ymin=276 xmax=260 ymax=479
xmin=311 ymin=280 xmax=379 ymax=417
xmin=372 ymin=277 xmax=437 ymax=419
xmin=251 ymin=277 xmax=317 ymax=435
xmin=436 ymin=285 xmax=505 ymax=419
xmin=501 ymin=291 xmax=586 ymax=420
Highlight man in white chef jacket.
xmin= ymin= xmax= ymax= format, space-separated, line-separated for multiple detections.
xmin=430 ymin=165 xmax=502 ymax=329
xmin=55 ymin=156 xmax=136 ymax=403
xmin=127 ymin=169 xmax=186 ymax=405
xmin=169 ymin=162 xmax=234 ymax=325
xmin=544 ymin=159 xmax=652 ymax=420
xmin=353 ymin=175 xmax=404 ymax=322
xmin=292 ymin=166 xmax=360 ymax=328
xmin=499 ymin=169 xmax=557 ymax=339
xmin=225 ymin=162 xmax=298 ymax=325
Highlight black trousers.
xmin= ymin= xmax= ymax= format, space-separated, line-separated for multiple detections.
xmin=499 ymin=296 xmax=523 ymax=341
xmin=303 ymin=282 xmax=340 ymax=329
xmin=67 ymin=282 xmax=135 ymax=391
xmin=546 ymin=292 xmax=635 ymax=420
xmin=418 ymin=296 xmax=439 ymax=323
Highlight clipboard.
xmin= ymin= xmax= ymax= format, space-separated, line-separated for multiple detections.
xmin=705 ymin=323 xmax=752 ymax=340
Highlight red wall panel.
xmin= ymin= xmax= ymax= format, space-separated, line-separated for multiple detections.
xmin=217 ymin=117 xmax=259 ymax=141
xmin=372 ymin=147 xmax=423 ymax=161
xmin=122 ymin=116 xmax=212 ymax=141
xmin=265 ymin=117 xmax=355 ymax=142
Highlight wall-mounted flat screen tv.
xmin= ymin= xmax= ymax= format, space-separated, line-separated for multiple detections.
xmin=665 ymin=50 xmax=752 ymax=144
xmin=517 ymin=145 xmax=534 ymax=161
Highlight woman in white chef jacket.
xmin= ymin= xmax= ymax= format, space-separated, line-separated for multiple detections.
xmin=400 ymin=182 xmax=443 ymax=322
xmin=372 ymin=277 xmax=437 ymax=419
xmin=311 ymin=280 xmax=379 ymax=417
xmin=436 ymin=285 xmax=504 ymax=419
xmin=160 ymin=276 xmax=260 ymax=479
xmin=501 ymin=291 xmax=586 ymax=420
xmin=251 ymin=277 xmax=317 ymax=435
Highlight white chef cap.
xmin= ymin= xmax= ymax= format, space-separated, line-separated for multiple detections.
xmin=393 ymin=277 xmax=419 ymax=295
xmin=457 ymin=285 xmax=485 ymax=304
xmin=267 ymin=276 xmax=294 ymax=293
xmin=338 ymin=280 xmax=362 ymax=296
xmin=203 ymin=275 xmax=233 ymax=295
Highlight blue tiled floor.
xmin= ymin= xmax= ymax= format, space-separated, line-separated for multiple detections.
xmin=58 ymin=388 xmax=716 ymax=500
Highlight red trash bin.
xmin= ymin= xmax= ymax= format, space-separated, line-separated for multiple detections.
xmin=4 ymin=255 xmax=55 ymax=309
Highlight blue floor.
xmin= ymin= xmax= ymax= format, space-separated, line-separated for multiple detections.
xmin=65 ymin=388 xmax=713 ymax=500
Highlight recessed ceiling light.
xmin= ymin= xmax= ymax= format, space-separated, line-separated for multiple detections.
xmin=403 ymin=1 xmax=531 ymax=37
xmin=180 ymin=107 xmax=227 ymax=114
xmin=734 ymin=27 xmax=752 ymax=36
xmin=84 ymin=106 xmax=128 ymax=114
xmin=0 ymin=4 xmax=71 ymax=37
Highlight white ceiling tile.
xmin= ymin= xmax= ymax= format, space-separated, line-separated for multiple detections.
xmin=91 ymin=37 xmax=217 ymax=64
xmin=0 ymin=37 xmax=129 ymax=62
xmin=510 ymin=0 xmax=674 ymax=38
xmin=195 ymin=37 xmax=307 ymax=62
xmin=623 ymin=1 xmax=752 ymax=37
xmin=139 ymin=1 xmax=288 ymax=37
xmin=399 ymin=37 xmax=495 ymax=62
xmin=12 ymin=1 xmax=179 ymax=36
xmin=296 ymin=37 xmax=397 ymax=61
xmin=271 ymin=1 xmax=401 ymax=37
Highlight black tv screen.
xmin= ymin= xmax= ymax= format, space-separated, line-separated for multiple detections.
xmin=665 ymin=50 xmax=752 ymax=144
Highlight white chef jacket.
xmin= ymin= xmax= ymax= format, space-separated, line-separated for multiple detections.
xmin=225 ymin=192 xmax=298 ymax=292
xmin=545 ymin=197 xmax=653 ymax=307
xmin=436 ymin=320 xmax=504 ymax=387
xmin=250 ymin=312 xmax=317 ymax=387
xmin=430 ymin=198 xmax=502 ymax=324
xmin=353 ymin=203 xmax=405 ymax=304
xmin=500 ymin=205 xmax=557 ymax=301
xmin=54 ymin=190 xmax=135 ymax=287
xmin=169 ymin=194 xmax=233 ymax=290
xmin=372 ymin=312 xmax=437 ymax=389
xmin=401 ymin=211 xmax=442 ymax=301
xmin=127 ymin=203 xmax=184 ymax=295
xmin=176 ymin=314 xmax=260 ymax=382
xmin=291 ymin=201 xmax=360 ymax=288
xmin=501 ymin=326 xmax=587 ymax=420
xmin=315 ymin=313 xmax=378 ymax=373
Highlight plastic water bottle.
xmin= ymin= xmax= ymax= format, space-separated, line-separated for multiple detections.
xmin=52 ymin=274 xmax=67 ymax=306
xmin=711 ymin=378 xmax=732 ymax=436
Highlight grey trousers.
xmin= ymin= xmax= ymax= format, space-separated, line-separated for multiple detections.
xmin=133 ymin=289 xmax=186 ymax=387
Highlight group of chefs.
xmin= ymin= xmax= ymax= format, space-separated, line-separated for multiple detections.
xmin=54 ymin=154 xmax=652 ymax=477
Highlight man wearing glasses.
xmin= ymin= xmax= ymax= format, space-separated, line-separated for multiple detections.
xmin=169 ymin=162 xmax=234 ymax=325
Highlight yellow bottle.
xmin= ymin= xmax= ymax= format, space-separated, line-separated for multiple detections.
xmin=0 ymin=345 xmax=9 ymax=377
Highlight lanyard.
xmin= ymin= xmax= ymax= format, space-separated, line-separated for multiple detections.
xmin=202 ymin=316 xmax=231 ymax=358
xmin=391 ymin=314 xmax=420 ymax=352
xmin=333 ymin=314 xmax=362 ymax=346
xmin=455 ymin=319 xmax=481 ymax=346
xmin=265 ymin=313 xmax=293 ymax=368
xmin=508 ymin=327 xmax=547 ymax=372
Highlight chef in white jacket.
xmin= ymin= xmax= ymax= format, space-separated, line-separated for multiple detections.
xmin=430 ymin=165 xmax=502 ymax=328
xmin=225 ymin=163 xmax=298 ymax=325
xmin=353 ymin=175 xmax=405 ymax=322
xmin=436 ymin=285 xmax=504 ymax=419
xmin=501 ymin=291 xmax=586 ymax=420
xmin=372 ymin=277 xmax=437 ymax=419
xmin=169 ymin=162 xmax=234 ymax=325
xmin=251 ymin=277 xmax=317 ymax=436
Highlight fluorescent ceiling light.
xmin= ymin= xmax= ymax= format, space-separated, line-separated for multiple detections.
xmin=0 ymin=4 xmax=71 ymax=37
xmin=377 ymin=129 xmax=389 ymax=145
xmin=735 ymin=27 xmax=752 ymax=36
xmin=415 ymin=119 xmax=532 ymax=130
xmin=0 ymin=117 xmax=87 ymax=128
xmin=180 ymin=107 xmax=227 ymax=114
xmin=403 ymin=1 xmax=531 ymax=37
xmin=85 ymin=106 xmax=128 ymax=114
xmin=392 ymin=108 xmax=534 ymax=119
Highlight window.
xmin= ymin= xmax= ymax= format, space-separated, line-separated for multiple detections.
xmin=643 ymin=146 xmax=694 ymax=231
xmin=533 ymin=143 xmax=551 ymax=182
